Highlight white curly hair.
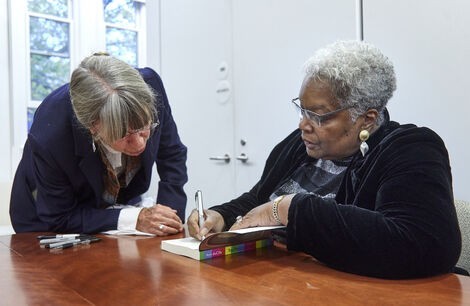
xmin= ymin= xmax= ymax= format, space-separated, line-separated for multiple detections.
xmin=303 ymin=40 xmax=397 ymax=125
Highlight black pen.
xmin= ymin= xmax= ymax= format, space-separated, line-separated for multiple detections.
xmin=45 ymin=238 xmax=81 ymax=249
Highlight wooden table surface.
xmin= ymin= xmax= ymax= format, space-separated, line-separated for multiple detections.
xmin=0 ymin=232 xmax=468 ymax=306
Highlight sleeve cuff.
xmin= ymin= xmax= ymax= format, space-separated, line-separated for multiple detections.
xmin=117 ymin=207 xmax=144 ymax=231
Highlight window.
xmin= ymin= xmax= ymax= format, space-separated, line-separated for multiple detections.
xmin=25 ymin=0 xmax=146 ymax=129
xmin=7 ymin=0 xmax=157 ymax=179
xmin=27 ymin=0 xmax=72 ymax=129
xmin=104 ymin=0 xmax=144 ymax=66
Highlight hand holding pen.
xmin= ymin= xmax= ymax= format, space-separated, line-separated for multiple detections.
xmin=187 ymin=190 xmax=225 ymax=240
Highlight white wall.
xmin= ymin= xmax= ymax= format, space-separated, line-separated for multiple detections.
xmin=363 ymin=0 xmax=470 ymax=201
xmin=0 ymin=182 xmax=12 ymax=226
xmin=1 ymin=0 xmax=13 ymax=226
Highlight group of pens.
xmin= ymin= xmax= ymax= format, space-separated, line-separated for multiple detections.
xmin=37 ymin=234 xmax=101 ymax=250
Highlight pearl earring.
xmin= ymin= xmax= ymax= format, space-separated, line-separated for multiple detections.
xmin=359 ymin=130 xmax=369 ymax=156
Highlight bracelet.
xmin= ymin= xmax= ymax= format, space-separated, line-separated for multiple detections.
xmin=272 ymin=195 xmax=285 ymax=225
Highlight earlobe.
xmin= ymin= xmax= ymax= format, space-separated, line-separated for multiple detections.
xmin=362 ymin=109 xmax=379 ymax=129
xmin=89 ymin=120 xmax=101 ymax=135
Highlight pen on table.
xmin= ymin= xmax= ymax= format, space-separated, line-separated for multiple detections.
xmin=38 ymin=235 xmax=96 ymax=245
xmin=195 ymin=190 xmax=205 ymax=240
xmin=39 ymin=237 xmax=78 ymax=245
xmin=37 ymin=234 xmax=81 ymax=240
xmin=48 ymin=239 xmax=92 ymax=250
xmin=45 ymin=238 xmax=82 ymax=249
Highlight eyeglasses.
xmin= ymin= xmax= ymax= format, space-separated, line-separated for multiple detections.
xmin=116 ymin=120 xmax=160 ymax=142
xmin=292 ymin=98 xmax=352 ymax=127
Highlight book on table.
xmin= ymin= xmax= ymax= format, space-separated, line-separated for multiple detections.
xmin=161 ymin=225 xmax=285 ymax=260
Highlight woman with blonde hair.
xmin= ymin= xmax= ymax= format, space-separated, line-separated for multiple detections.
xmin=11 ymin=54 xmax=188 ymax=235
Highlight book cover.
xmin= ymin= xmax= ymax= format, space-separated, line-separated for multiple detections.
xmin=161 ymin=226 xmax=285 ymax=260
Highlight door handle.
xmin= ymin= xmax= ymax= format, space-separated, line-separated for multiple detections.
xmin=236 ymin=153 xmax=249 ymax=163
xmin=209 ymin=153 xmax=231 ymax=163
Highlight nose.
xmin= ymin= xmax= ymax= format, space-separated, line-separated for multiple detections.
xmin=126 ymin=132 xmax=148 ymax=148
xmin=298 ymin=116 xmax=314 ymax=132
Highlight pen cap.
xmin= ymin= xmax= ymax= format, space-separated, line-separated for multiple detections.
xmin=195 ymin=190 xmax=203 ymax=202
xmin=196 ymin=191 xmax=204 ymax=212
xmin=195 ymin=190 xmax=205 ymax=229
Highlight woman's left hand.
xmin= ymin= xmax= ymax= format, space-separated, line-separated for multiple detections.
xmin=229 ymin=202 xmax=273 ymax=231
xmin=229 ymin=194 xmax=294 ymax=231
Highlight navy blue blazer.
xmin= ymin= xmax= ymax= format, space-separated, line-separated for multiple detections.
xmin=10 ymin=68 xmax=188 ymax=233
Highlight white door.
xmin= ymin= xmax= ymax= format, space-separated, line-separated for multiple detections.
xmin=232 ymin=0 xmax=358 ymax=195
xmin=159 ymin=0 xmax=360 ymax=218
xmin=159 ymin=0 xmax=236 ymax=217
xmin=363 ymin=0 xmax=470 ymax=201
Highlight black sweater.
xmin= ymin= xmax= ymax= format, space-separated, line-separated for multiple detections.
xmin=211 ymin=116 xmax=461 ymax=279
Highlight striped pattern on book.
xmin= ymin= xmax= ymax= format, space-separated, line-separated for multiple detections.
xmin=198 ymin=238 xmax=273 ymax=260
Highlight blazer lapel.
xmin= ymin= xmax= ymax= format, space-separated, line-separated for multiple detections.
xmin=73 ymin=123 xmax=104 ymax=205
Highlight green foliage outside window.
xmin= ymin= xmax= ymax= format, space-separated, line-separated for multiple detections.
xmin=30 ymin=54 xmax=69 ymax=101
xmin=29 ymin=2 xmax=70 ymax=102
xmin=28 ymin=0 xmax=68 ymax=18
xmin=104 ymin=0 xmax=138 ymax=66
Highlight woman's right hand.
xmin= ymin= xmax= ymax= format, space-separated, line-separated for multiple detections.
xmin=136 ymin=204 xmax=183 ymax=236
xmin=187 ymin=209 xmax=225 ymax=240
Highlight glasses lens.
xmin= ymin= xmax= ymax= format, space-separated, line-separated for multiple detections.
xmin=119 ymin=122 xmax=156 ymax=140
xmin=292 ymin=98 xmax=321 ymax=126
xmin=292 ymin=99 xmax=303 ymax=119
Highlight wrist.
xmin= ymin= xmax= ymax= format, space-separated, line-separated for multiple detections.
xmin=119 ymin=207 xmax=144 ymax=231
xmin=272 ymin=195 xmax=286 ymax=225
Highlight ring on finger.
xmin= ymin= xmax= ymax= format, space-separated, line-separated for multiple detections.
xmin=159 ymin=224 xmax=165 ymax=230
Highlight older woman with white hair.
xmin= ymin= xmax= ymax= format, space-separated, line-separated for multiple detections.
xmin=188 ymin=40 xmax=461 ymax=279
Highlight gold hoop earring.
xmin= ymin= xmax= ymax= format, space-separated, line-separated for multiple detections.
xmin=359 ymin=130 xmax=369 ymax=157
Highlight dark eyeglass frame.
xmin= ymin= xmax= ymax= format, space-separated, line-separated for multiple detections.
xmin=291 ymin=97 xmax=352 ymax=127
xmin=117 ymin=119 xmax=160 ymax=142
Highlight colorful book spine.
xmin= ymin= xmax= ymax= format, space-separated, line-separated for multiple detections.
xmin=199 ymin=238 xmax=273 ymax=260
